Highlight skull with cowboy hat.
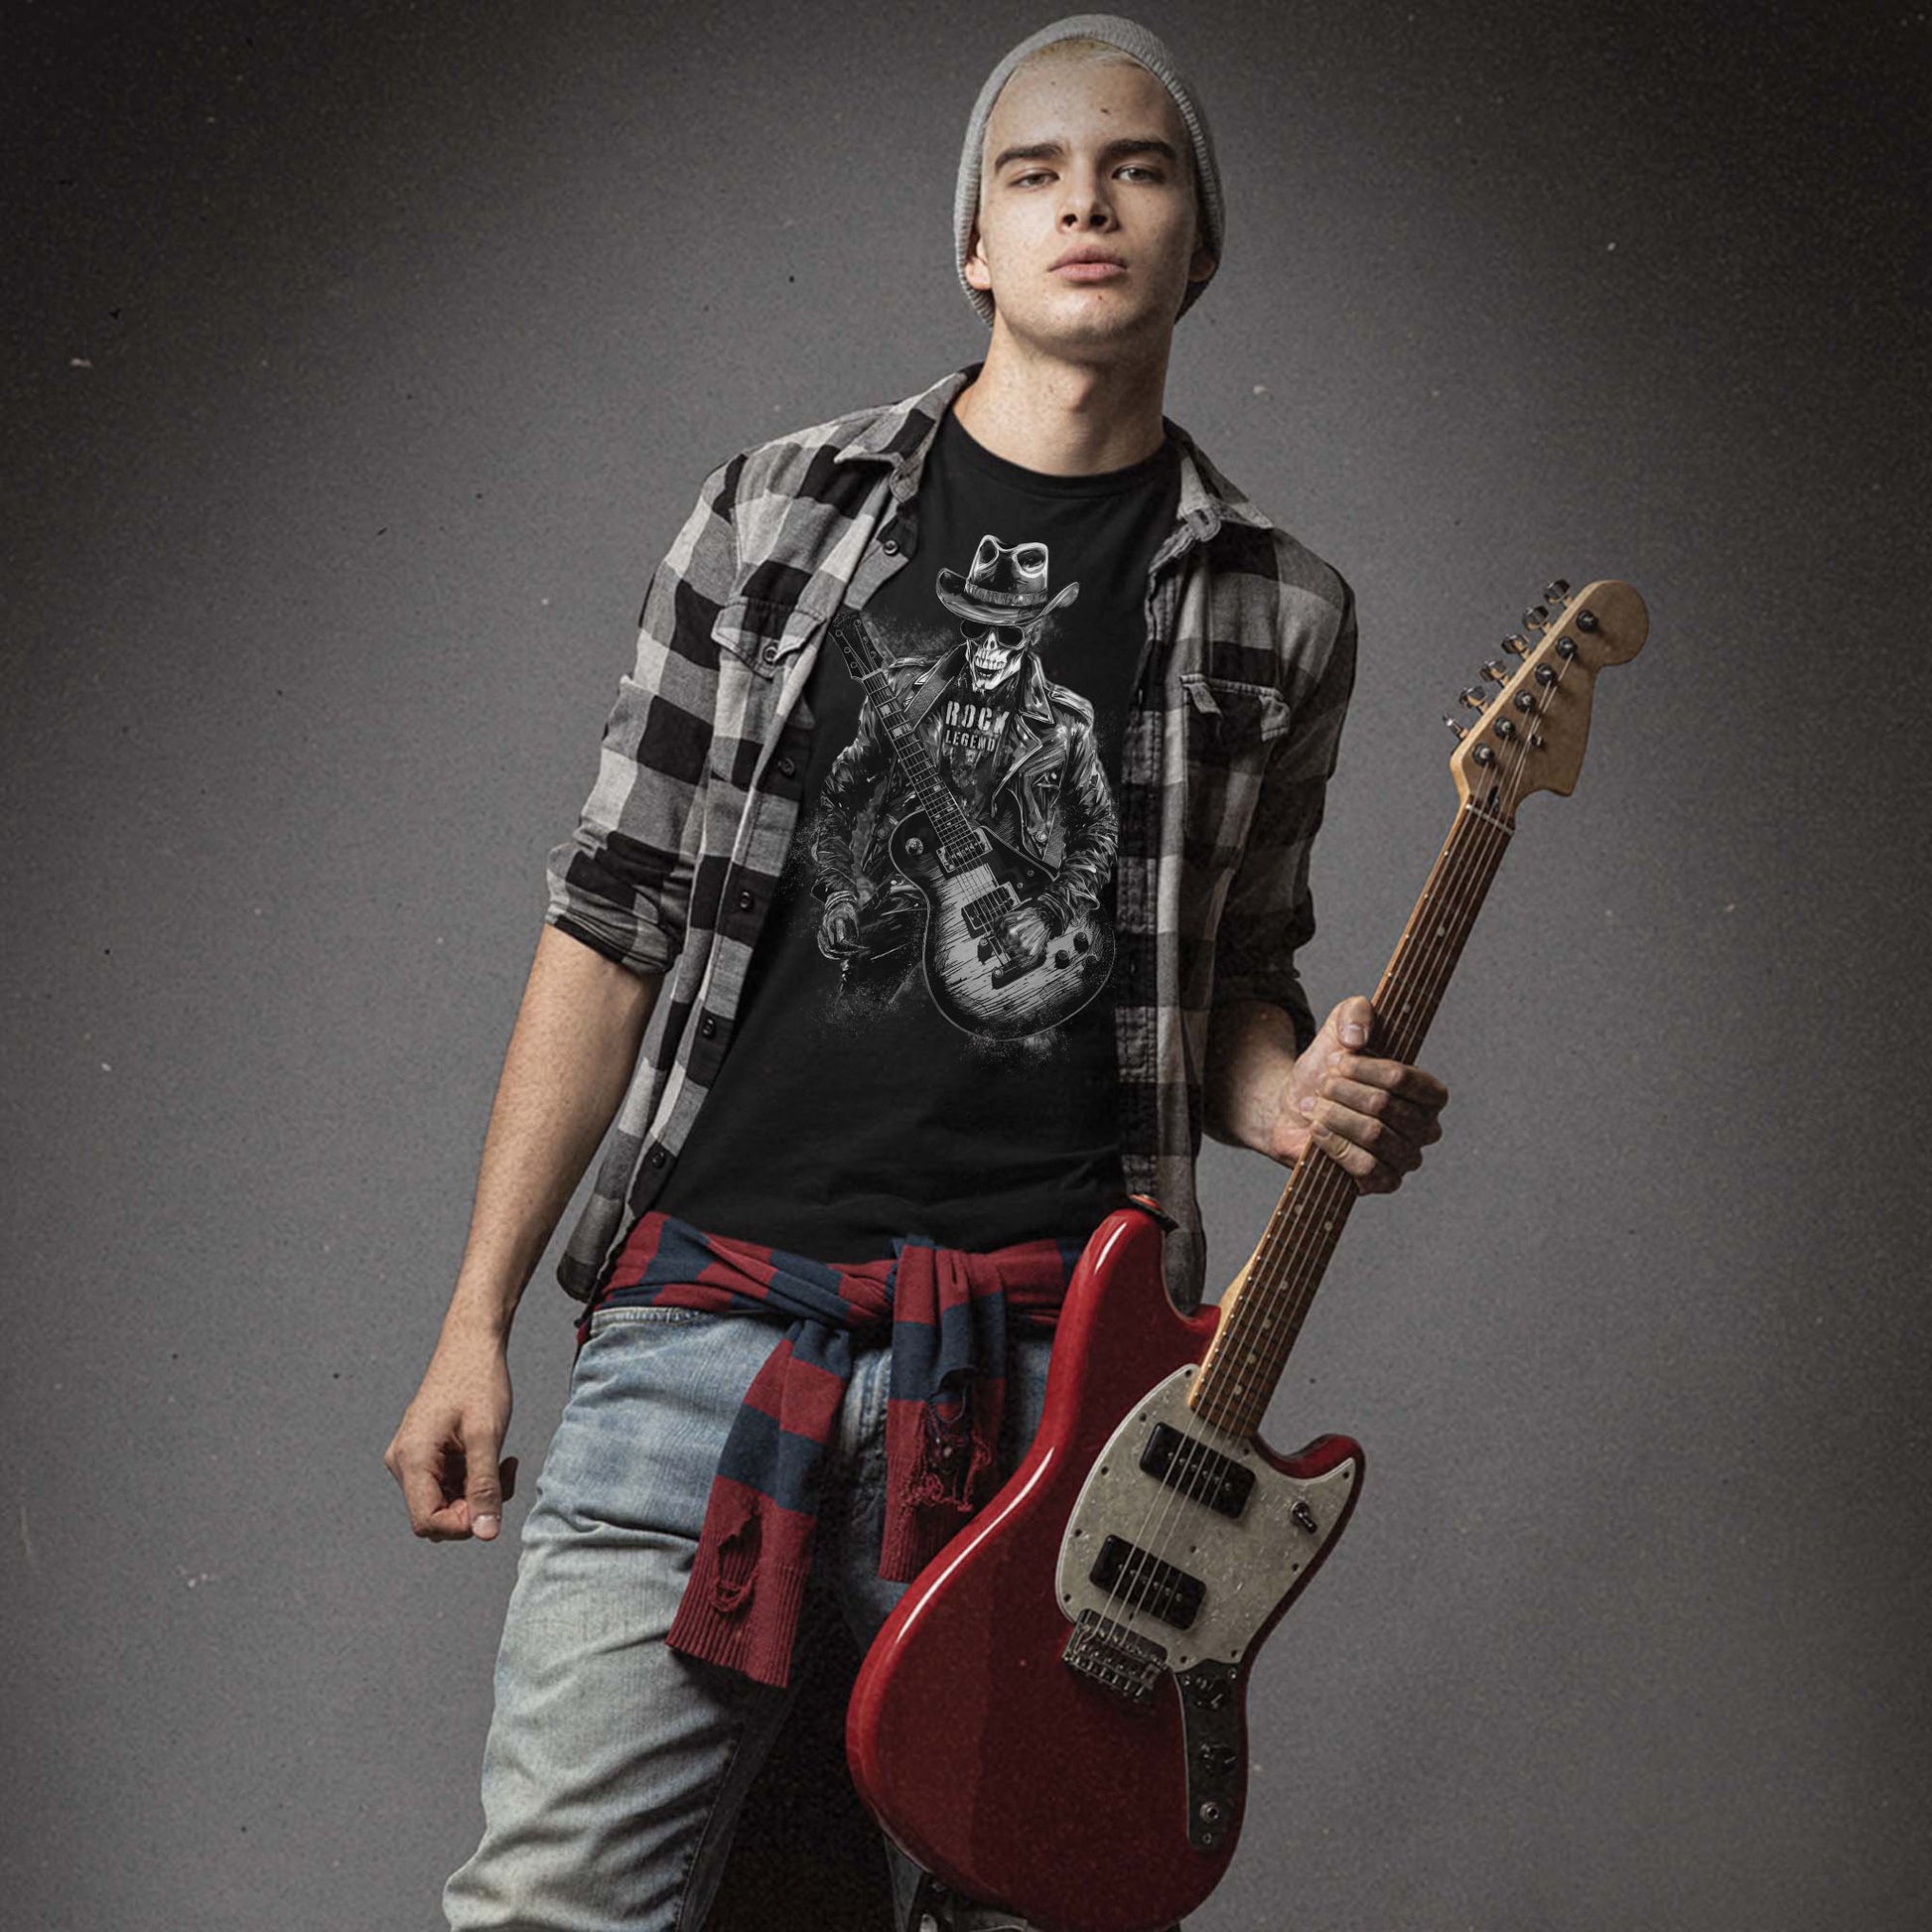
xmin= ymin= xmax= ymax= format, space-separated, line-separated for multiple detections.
xmin=935 ymin=534 xmax=1082 ymax=693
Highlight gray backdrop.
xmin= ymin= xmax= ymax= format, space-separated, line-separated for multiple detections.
xmin=4 ymin=1 xmax=1926 ymax=1927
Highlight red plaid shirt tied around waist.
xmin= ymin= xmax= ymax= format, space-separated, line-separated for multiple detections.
xmin=576 ymin=1209 xmax=1084 ymax=1689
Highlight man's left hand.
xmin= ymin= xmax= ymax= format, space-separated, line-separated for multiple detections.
xmin=1263 ymin=994 xmax=1449 ymax=1194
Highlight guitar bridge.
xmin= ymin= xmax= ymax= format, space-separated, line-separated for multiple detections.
xmin=1061 ymin=1607 xmax=1168 ymax=1706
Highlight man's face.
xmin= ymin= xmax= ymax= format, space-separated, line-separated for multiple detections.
xmin=964 ymin=57 xmax=1214 ymax=346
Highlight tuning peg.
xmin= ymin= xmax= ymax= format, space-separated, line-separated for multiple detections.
xmin=1481 ymin=659 xmax=1509 ymax=684
xmin=1543 ymin=578 xmax=1570 ymax=605
xmin=1458 ymin=686 xmax=1489 ymax=711
xmin=1442 ymin=714 xmax=1467 ymax=741
xmin=1522 ymin=605 xmax=1550 ymax=632
xmin=1500 ymin=633 xmax=1529 ymax=657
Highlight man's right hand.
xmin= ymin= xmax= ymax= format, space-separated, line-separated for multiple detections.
xmin=384 ymin=1324 xmax=519 ymax=1543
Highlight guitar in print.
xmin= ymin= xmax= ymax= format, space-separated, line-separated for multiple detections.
xmin=845 ymin=579 xmax=1649 ymax=1932
xmin=827 ymin=609 xmax=1115 ymax=1038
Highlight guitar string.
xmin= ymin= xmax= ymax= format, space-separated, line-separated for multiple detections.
xmin=1190 ymin=648 xmax=1571 ymax=1447
xmin=1098 ymin=794 xmax=1507 ymax=1647
xmin=831 ymin=635 xmax=1136 ymax=1646
xmin=1086 ymin=713 xmax=1508 ymax=1646
xmin=1090 ymin=729 xmax=1513 ymax=1644
xmin=1204 ymin=631 xmax=1570 ymax=1427
xmin=1198 ymin=710 xmax=1529 ymax=1434
xmin=1113 ymin=621 xmax=1577 ymax=1652
xmin=857 ymin=650 xmax=1041 ymax=968
xmin=1232 ymin=650 xmax=1579 ymax=1421
xmin=1061 ymin=716 xmax=1478 ymax=1643
xmin=1215 ymin=792 xmax=1508 ymax=1420
xmin=869 ymin=662 xmax=968 ymax=861
xmin=845 ymin=616 xmax=1161 ymax=1651
xmin=1094 ymin=753 xmax=1520 ymax=1657
xmin=1099 ymin=638 xmax=1573 ymax=1655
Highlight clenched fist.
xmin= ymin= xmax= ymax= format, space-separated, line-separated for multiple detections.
xmin=384 ymin=1323 xmax=520 ymax=1543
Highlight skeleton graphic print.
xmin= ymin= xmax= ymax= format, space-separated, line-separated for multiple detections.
xmin=641 ymin=400 xmax=1176 ymax=1261
xmin=806 ymin=533 xmax=1121 ymax=1039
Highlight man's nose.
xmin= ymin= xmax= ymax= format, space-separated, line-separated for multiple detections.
xmin=1059 ymin=172 xmax=1116 ymax=226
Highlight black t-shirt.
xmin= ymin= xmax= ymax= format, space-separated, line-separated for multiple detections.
xmin=651 ymin=402 xmax=1181 ymax=1260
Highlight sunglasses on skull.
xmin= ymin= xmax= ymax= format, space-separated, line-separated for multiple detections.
xmin=961 ymin=620 xmax=1036 ymax=649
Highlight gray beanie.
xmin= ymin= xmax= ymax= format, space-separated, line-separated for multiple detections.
xmin=953 ymin=14 xmax=1224 ymax=328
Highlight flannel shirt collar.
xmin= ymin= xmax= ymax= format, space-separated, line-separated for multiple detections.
xmin=830 ymin=360 xmax=1280 ymax=541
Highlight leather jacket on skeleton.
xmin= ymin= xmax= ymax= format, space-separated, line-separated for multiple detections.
xmin=810 ymin=636 xmax=1118 ymax=937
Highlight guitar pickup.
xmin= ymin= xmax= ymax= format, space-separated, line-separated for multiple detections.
xmin=1088 ymin=1535 xmax=1205 ymax=1631
xmin=1139 ymin=1422 xmax=1255 ymax=1521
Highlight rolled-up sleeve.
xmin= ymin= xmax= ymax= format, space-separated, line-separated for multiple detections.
xmin=544 ymin=456 xmax=741 ymax=976
xmin=1207 ymin=578 xmax=1358 ymax=1053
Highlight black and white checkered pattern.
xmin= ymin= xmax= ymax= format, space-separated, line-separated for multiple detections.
xmin=545 ymin=362 xmax=1356 ymax=1316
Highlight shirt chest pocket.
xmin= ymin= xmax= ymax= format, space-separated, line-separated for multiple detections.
xmin=1180 ymin=672 xmax=1292 ymax=750
xmin=706 ymin=594 xmax=825 ymax=789
xmin=710 ymin=594 xmax=825 ymax=679
xmin=1177 ymin=672 xmax=1292 ymax=869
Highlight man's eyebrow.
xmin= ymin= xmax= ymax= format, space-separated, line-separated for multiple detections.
xmin=990 ymin=136 xmax=1181 ymax=173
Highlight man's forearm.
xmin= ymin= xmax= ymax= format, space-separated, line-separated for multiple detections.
xmin=1201 ymin=998 xmax=1302 ymax=1151
xmin=444 ymin=924 xmax=659 ymax=1342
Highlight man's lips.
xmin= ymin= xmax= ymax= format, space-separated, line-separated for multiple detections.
xmin=1053 ymin=260 xmax=1127 ymax=280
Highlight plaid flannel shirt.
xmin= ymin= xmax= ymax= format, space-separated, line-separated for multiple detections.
xmin=545 ymin=360 xmax=1356 ymax=1316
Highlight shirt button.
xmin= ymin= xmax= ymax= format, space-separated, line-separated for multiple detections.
xmin=881 ymin=536 xmax=899 ymax=554
xmin=760 ymin=642 xmax=778 ymax=661
xmin=648 ymin=1147 xmax=667 ymax=1168
xmin=737 ymin=889 xmax=756 ymax=910
xmin=776 ymin=756 xmax=796 ymax=777
xmin=700 ymin=1015 xmax=717 ymax=1037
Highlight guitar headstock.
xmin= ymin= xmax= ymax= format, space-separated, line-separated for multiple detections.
xmin=828 ymin=609 xmax=886 ymax=681
xmin=1444 ymin=578 xmax=1647 ymax=819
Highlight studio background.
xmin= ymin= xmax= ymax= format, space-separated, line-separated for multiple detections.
xmin=4 ymin=2 xmax=1926 ymax=1927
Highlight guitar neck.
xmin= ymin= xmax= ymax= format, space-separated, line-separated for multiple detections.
xmin=865 ymin=668 xmax=982 ymax=850
xmin=833 ymin=614 xmax=983 ymax=857
xmin=1189 ymin=800 xmax=1516 ymax=1440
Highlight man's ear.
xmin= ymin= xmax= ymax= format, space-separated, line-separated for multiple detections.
xmin=963 ymin=222 xmax=992 ymax=293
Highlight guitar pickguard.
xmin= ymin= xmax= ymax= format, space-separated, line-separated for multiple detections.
xmin=1053 ymin=1366 xmax=1359 ymax=1675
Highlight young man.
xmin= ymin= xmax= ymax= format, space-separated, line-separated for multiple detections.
xmin=385 ymin=16 xmax=1449 ymax=1930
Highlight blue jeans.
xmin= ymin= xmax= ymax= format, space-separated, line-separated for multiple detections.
xmin=442 ymin=1304 xmax=1057 ymax=1932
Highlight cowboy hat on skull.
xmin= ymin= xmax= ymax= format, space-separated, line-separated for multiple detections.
xmin=935 ymin=535 xmax=1081 ymax=693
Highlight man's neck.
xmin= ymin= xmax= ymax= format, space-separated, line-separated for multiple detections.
xmin=949 ymin=329 xmax=1173 ymax=478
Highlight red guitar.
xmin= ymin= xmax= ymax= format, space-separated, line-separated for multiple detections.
xmin=847 ymin=580 xmax=1649 ymax=1932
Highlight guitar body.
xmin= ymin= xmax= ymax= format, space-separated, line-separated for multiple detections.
xmin=879 ymin=803 xmax=1116 ymax=1038
xmin=846 ymin=1200 xmax=1364 ymax=1932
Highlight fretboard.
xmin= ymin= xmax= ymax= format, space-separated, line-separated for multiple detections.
xmin=1189 ymin=800 xmax=1516 ymax=1439
xmin=829 ymin=612 xmax=987 ymax=867
xmin=851 ymin=663 xmax=984 ymax=865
